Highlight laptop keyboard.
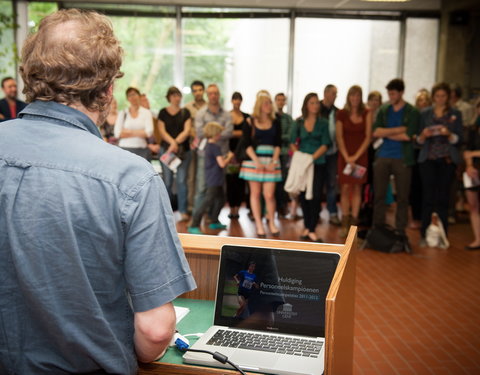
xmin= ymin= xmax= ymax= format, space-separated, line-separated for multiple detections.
xmin=206 ymin=329 xmax=322 ymax=358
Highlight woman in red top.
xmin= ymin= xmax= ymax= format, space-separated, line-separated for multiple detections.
xmin=336 ymin=85 xmax=372 ymax=235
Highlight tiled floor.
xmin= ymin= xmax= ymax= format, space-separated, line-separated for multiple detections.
xmin=176 ymin=207 xmax=480 ymax=374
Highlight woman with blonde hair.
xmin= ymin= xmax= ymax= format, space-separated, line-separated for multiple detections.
xmin=415 ymin=89 xmax=432 ymax=110
xmin=367 ymin=90 xmax=382 ymax=122
xmin=336 ymin=85 xmax=372 ymax=235
xmin=239 ymin=92 xmax=282 ymax=237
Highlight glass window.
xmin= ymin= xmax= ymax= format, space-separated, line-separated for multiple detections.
xmin=403 ymin=17 xmax=439 ymax=103
xmin=293 ymin=18 xmax=400 ymax=117
xmin=28 ymin=2 xmax=58 ymax=32
xmin=0 ymin=1 xmax=16 ymax=78
xmin=182 ymin=17 xmax=289 ymax=113
xmin=63 ymin=3 xmax=174 ymax=15
xmin=110 ymin=16 xmax=175 ymax=112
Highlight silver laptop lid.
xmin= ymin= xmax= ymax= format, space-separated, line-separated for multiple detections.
xmin=214 ymin=245 xmax=340 ymax=338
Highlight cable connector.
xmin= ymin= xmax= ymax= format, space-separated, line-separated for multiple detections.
xmin=175 ymin=337 xmax=190 ymax=351
xmin=212 ymin=351 xmax=228 ymax=364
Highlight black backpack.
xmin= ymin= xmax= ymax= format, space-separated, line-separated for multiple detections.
xmin=363 ymin=225 xmax=412 ymax=254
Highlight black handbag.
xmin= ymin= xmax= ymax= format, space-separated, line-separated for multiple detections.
xmin=363 ymin=225 xmax=411 ymax=254
xmin=234 ymin=138 xmax=249 ymax=163
xmin=234 ymin=121 xmax=256 ymax=163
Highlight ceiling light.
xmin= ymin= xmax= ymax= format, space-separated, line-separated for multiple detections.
xmin=361 ymin=0 xmax=411 ymax=2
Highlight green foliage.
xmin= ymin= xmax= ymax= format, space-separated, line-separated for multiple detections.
xmin=111 ymin=16 xmax=176 ymax=113
xmin=112 ymin=16 xmax=232 ymax=112
xmin=5 ymin=2 xmax=233 ymax=113
xmin=182 ymin=18 xmax=233 ymax=103
xmin=28 ymin=2 xmax=58 ymax=32
xmin=0 ymin=1 xmax=16 ymax=77
xmin=111 ymin=17 xmax=231 ymax=111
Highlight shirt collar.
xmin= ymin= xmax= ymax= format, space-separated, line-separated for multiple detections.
xmin=19 ymin=100 xmax=102 ymax=139
xmin=206 ymin=105 xmax=224 ymax=116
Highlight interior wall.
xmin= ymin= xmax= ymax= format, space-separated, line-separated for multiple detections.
xmin=438 ymin=0 xmax=480 ymax=99
xmin=469 ymin=14 xmax=480 ymax=97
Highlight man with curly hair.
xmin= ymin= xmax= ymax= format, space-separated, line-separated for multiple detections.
xmin=0 ymin=9 xmax=195 ymax=374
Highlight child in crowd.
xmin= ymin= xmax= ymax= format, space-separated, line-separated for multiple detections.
xmin=188 ymin=122 xmax=234 ymax=234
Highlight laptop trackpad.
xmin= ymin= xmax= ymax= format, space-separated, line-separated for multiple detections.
xmin=231 ymin=351 xmax=278 ymax=370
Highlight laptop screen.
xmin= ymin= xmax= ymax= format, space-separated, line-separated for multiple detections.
xmin=214 ymin=245 xmax=340 ymax=338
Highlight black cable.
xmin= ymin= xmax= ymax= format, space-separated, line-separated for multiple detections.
xmin=177 ymin=346 xmax=247 ymax=375
xmin=225 ymin=358 xmax=248 ymax=375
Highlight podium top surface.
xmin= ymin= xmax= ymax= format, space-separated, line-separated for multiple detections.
xmin=158 ymin=299 xmax=214 ymax=365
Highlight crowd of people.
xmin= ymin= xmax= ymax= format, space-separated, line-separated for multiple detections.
xmin=1 ymin=8 xmax=480 ymax=374
xmin=3 ymin=74 xmax=480 ymax=250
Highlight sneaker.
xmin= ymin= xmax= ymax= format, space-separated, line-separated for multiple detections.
xmin=209 ymin=222 xmax=227 ymax=230
xmin=419 ymin=238 xmax=427 ymax=248
xmin=187 ymin=226 xmax=204 ymax=234
xmin=329 ymin=214 xmax=341 ymax=226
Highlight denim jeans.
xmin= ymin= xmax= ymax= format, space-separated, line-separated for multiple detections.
xmin=193 ymin=153 xmax=206 ymax=216
xmin=160 ymin=148 xmax=192 ymax=214
xmin=191 ymin=185 xmax=225 ymax=227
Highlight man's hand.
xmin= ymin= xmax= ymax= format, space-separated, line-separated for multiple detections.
xmin=134 ymin=302 xmax=176 ymax=363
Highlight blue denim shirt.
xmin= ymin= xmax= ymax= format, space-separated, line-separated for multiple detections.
xmin=0 ymin=101 xmax=196 ymax=374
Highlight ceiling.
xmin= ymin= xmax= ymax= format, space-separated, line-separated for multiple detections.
xmin=59 ymin=0 xmax=442 ymax=12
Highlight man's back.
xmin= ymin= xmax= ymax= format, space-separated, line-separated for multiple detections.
xmin=0 ymin=101 xmax=195 ymax=374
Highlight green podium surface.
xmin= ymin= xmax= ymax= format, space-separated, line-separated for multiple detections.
xmin=158 ymin=299 xmax=214 ymax=365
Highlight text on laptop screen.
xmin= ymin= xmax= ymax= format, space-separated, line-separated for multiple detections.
xmin=214 ymin=245 xmax=340 ymax=337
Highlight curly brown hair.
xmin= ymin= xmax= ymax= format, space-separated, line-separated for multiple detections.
xmin=20 ymin=9 xmax=123 ymax=113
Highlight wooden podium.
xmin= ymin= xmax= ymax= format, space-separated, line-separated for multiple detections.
xmin=139 ymin=227 xmax=357 ymax=375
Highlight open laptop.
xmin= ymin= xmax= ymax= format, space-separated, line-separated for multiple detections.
xmin=183 ymin=244 xmax=340 ymax=375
